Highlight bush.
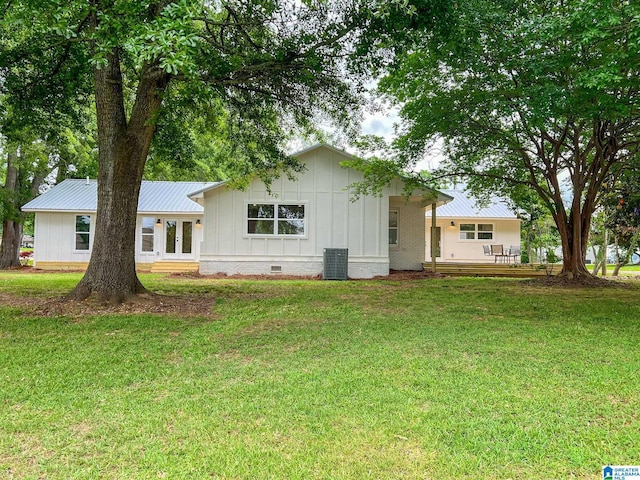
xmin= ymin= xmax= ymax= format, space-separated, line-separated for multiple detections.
xmin=546 ymin=249 xmax=561 ymax=263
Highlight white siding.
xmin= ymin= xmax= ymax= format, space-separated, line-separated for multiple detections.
xmin=426 ymin=217 xmax=521 ymax=262
xmin=199 ymin=147 xmax=398 ymax=278
xmin=33 ymin=212 xmax=94 ymax=265
xmin=33 ymin=212 xmax=203 ymax=266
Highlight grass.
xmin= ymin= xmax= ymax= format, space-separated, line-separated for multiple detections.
xmin=1 ymin=272 xmax=640 ymax=479
xmin=615 ymin=264 xmax=640 ymax=272
xmin=587 ymin=263 xmax=640 ymax=274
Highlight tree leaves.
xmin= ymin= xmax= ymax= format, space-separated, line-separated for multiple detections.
xmin=376 ymin=0 xmax=640 ymax=276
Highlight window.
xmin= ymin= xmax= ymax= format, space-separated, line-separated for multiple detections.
xmin=389 ymin=210 xmax=398 ymax=245
xmin=459 ymin=223 xmax=475 ymax=239
xmin=459 ymin=223 xmax=493 ymax=240
xmin=247 ymin=203 xmax=305 ymax=236
xmin=75 ymin=215 xmax=91 ymax=250
xmin=141 ymin=217 xmax=155 ymax=252
xmin=477 ymin=224 xmax=494 ymax=240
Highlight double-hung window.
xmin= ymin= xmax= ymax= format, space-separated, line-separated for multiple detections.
xmin=141 ymin=217 xmax=155 ymax=252
xmin=247 ymin=203 xmax=305 ymax=236
xmin=75 ymin=215 xmax=91 ymax=251
xmin=459 ymin=223 xmax=493 ymax=240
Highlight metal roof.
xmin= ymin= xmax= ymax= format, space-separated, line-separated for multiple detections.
xmin=426 ymin=189 xmax=518 ymax=219
xmin=22 ymin=179 xmax=221 ymax=214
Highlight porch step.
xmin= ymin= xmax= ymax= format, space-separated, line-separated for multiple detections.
xmin=426 ymin=262 xmax=559 ymax=278
xmin=34 ymin=261 xmax=89 ymax=271
xmin=149 ymin=261 xmax=200 ymax=273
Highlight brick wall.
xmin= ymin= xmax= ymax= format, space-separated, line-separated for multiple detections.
xmin=199 ymin=258 xmax=389 ymax=278
xmin=388 ymin=199 xmax=426 ymax=270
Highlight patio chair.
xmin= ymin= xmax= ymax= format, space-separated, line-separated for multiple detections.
xmin=490 ymin=244 xmax=507 ymax=263
xmin=508 ymin=245 xmax=521 ymax=264
xmin=483 ymin=245 xmax=492 ymax=258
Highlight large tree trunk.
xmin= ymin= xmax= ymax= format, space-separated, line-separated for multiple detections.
xmin=0 ymin=220 xmax=22 ymax=269
xmin=0 ymin=150 xmax=22 ymax=269
xmin=555 ymin=201 xmax=593 ymax=279
xmin=559 ymin=247 xmax=592 ymax=278
xmin=68 ymin=53 xmax=170 ymax=302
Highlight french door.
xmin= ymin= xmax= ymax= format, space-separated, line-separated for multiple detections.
xmin=164 ymin=219 xmax=194 ymax=259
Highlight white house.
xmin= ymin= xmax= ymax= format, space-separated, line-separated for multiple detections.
xmin=22 ymin=145 xmax=452 ymax=277
xmin=22 ymin=179 xmax=219 ymax=271
xmin=189 ymin=144 xmax=451 ymax=277
xmin=425 ymin=189 xmax=521 ymax=263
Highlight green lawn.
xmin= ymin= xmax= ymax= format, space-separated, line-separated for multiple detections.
xmin=1 ymin=272 xmax=639 ymax=479
xmin=588 ymin=263 xmax=640 ymax=273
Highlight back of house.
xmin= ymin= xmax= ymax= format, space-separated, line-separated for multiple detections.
xmin=425 ymin=189 xmax=521 ymax=263
xmin=23 ymin=145 xmax=451 ymax=277
xmin=22 ymin=179 xmax=218 ymax=272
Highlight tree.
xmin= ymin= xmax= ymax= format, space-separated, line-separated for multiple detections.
xmin=588 ymin=210 xmax=608 ymax=275
xmin=0 ymin=127 xmax=98 ymax=269
xmin=0 ymin=10 xmax=98 ymax=269
xmin=0 ymin=79 xmax=97 ymax=269
xmin=602 ymin=165 xmax=640 ymax=275
xmin=0 ymin=0 xmax=358 ymax=301
xmin=377 ymin=0 xmax=640 ymax=279
xmin=505 ymin=187 xmax=558 ymax=265
xmin=1 ymin=0 xmax=452 ymax=302
xmin=0 ymin=147 xmax=48 ymax=269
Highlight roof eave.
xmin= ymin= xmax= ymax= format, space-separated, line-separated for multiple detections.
xmin=21 ymin=208 xmax=97 ymax=213
xmin=408 ymin=189 xmax=454 ymax=207
xmin=290 ymin=143 xmax=358 ymax=160
xmin=187 ymin=181 xmax=227 ymax=199
xmin=426 ymin=214 xmax=520 ymax=220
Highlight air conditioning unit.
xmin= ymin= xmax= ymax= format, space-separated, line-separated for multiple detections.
xmin=323 ymin=248 xmax=348 ymax=280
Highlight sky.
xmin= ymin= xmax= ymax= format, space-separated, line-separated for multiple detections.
xmin=359 ymin=106 xmax=444 ymax=172
xmin=361 ymin=109 xmax=399 ymax=140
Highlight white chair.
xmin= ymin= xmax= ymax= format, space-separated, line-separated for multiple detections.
xmin=508 ymin=245 xmax=521 ymax=264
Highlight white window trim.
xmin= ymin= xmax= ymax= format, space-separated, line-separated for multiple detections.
xmin=458 ymin=222 xmax=494 ymax=241
xmin=389 ymin=210 xmax=399 ymax=248
xmin=245 ymin=201 xmax=308 ymax=238
xmin=73 ymin=214 xmax=92 ymax=252
xmin=140 ymin=216 xmax=156 ymax=253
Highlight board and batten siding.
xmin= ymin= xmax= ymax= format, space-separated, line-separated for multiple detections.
xmin=32 ymin=212 xmax=94 ymax=267
xmin=199 ymin=146 xmax=418 ymax=278
xmin=32 ymin=212 xmax=203 ymax=269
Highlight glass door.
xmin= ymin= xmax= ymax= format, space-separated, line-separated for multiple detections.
xmin=164 ymin=219 xmax=194 ymax=258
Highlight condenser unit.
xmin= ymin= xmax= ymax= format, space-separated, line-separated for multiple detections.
xmin=323 ymin=248 xmax=348 ymax=280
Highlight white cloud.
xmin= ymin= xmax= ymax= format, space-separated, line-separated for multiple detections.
xmin=360 ymin=108 xmax=445 ymax=173
xmin=361 ymin=110 xmax=399 ymax=140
